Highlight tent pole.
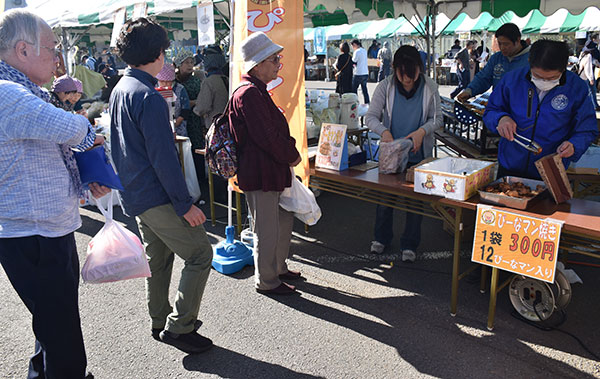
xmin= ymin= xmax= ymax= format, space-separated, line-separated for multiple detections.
xmin=431 ymin=1 xmax=436 ymax=80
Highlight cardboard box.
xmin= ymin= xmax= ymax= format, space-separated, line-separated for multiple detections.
xmin=414 ymin=157 xmax=496 ymax=200
xmin=406 ymin=157 xmax=437 ymax=183
xmin=535 ymin=153 xmax=573 ymax=204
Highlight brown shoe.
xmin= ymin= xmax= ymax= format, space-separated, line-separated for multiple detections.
xmin=256 ymin=282 xmax=297 ymax=295
xmin=279 ymin=270 xmax=303 ymax=281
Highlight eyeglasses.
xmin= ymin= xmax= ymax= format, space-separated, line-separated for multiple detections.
xmin=265 ymin=55 xmax=281 ymax=64
xmin=19 ymin=40 xmax=61 ymax=57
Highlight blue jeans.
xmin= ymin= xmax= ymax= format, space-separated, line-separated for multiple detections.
xmin=0 ymin=233 xmax=87 ymax=379
xmin=373 ymin=162 xmax=423 ymax=251
xmin=352 ymin=74 xmax=370 ymax=104
xmin=450 ymin=68 xmax=471 ymax=99
xmin=589 ymin=81 xmax=598 ymax=108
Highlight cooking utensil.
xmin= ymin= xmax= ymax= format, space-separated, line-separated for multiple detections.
xmin=513 ymin=132 xmax=542 ymax=154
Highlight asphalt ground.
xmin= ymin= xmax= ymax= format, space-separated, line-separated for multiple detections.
xmin=1 ymin=81 xmax=599 ymax=378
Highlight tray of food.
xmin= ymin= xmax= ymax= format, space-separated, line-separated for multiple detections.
xmin=479 ymin=176 xmax=547 ymax=210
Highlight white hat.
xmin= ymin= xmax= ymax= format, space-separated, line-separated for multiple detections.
xmin=240 ymin=32 xmax=283 ymax=73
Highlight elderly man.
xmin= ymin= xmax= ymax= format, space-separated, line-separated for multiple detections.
xmin=0 ymin=9 xmax=109 ymax=379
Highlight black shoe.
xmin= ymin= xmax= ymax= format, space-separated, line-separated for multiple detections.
xmin=152 ymin=319 xmax=203 ymax=341
xmin=256 ymin=282 xmax=297 ymax=295
xmin=279 ymin=270 xmax=303 ymax=281
xmin=159 ymin=330 xmax=213 ymax=354
xmin=85 ymin=372 xmax=94 ymax=379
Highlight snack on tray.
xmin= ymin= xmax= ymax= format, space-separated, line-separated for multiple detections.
xmin=482 ymin=181 xmax=545 ymax=198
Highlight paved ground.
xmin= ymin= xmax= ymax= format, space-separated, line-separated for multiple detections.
xmin=1 ymin=80 xmax=599 ymax=378
xmin=1 ymin=190 xmax=599 ymax=378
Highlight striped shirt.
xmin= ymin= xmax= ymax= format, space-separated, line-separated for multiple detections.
xmin=0 ymin=80 xmax=93 ymax=238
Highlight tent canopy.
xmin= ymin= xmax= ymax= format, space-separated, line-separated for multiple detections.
xmin=304 ymin=0 xmax=596 ymax=25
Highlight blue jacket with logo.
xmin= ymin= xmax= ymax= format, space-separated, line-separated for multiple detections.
xmin=467 ymin=43 xmax=530 ymax=96
xmin=483 ymin=66 xmax=598 ymax=179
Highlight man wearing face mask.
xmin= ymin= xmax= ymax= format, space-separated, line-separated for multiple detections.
xmin=456 ymin=23 xmax=530 ymax=103
xmin=483 ymin=39 xmax=598 ymax=179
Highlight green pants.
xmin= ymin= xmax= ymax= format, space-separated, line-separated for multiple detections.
xmin=136 ymin=203 xmax=213 ymax=335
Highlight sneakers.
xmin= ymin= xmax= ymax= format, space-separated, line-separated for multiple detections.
xmin=370 ymin=241 xmax=385 ymax=254
xmin=402 ymin=249 xmax=416 ymax=263
xmin=152 ymin=319 xmax=203 ymax=341
xmin=159 ymin=330 xmax=213 ymax=354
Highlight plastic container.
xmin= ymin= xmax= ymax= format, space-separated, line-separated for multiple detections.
xmin=340 ymin=93 xmax=359 ymax=130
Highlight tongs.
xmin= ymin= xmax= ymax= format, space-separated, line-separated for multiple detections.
xmin=513 ymin=132 xmax=542 ymax=154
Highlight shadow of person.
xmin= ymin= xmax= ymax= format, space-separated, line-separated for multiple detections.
xmin=182 ymin=346 xmax=324 ymax=379
xmin=273 ymin=278 xmax=596 ymax=379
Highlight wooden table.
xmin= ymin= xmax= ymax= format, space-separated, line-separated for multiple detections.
xmin=440 ymin=195 xmax=600 ymax=330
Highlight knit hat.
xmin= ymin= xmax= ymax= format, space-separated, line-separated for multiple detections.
xmin=156 ymin=63 xmax=176 ymax=81
xmin=72 ymin=78 xmax=83 ymax=93
xmin=240 ymin=32 xmax=283 ymax=72
xmin=51 ymin=75 xmax=77 ymax=93
xmin=173 ymin=49 xmax=194 ymax=66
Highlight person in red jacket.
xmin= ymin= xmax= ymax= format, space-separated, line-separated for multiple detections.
xmin=229 ymin=32 xmax=302 ymax=295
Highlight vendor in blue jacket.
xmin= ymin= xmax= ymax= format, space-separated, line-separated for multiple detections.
xmin=456 ymin=23 xmax=530 ymax=102
xmin=483 ymin=39 xmax=598 ymax=179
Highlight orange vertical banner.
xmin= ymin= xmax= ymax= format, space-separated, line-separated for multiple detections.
xmin=230 ymin=0 xmax=308 ymax=183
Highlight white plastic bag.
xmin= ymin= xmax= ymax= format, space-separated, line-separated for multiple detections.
xmin=279 ymin=173 xmax=322 ymax=226
xmin=178 ymin=139 xmax=201 ymax=203
xmin=378 ymin=139 xmax=413 ymax=174
xmin=81 ymin=193 xmax=151 ymax=284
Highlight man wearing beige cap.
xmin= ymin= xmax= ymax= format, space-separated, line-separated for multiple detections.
xmin=229 ymin=32 xmax=302 ymax=295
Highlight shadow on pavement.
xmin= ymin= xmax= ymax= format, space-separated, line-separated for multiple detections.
xmin=182 ymin=346 xmax=324 ymax=379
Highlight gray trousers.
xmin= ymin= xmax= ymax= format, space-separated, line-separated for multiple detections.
xmin=136 ymin=203 xmax=213 ymax=335
xmin=245 ymin=190 xmax=294 ymax=290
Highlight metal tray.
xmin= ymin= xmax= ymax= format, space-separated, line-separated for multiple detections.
xmin=478 ymin=176 xmax=547 ymax=210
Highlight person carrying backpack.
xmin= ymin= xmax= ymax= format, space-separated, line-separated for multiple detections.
xmin=229 ymin=32 xmax=302 ymax=296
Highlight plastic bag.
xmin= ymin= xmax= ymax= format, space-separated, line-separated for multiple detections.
xmin=279 ymin=173 xmax=322 ymax=226
xmin=81 ymin=192 xmax=151 ymax=284
xmin=179 ymin=139 xmax=201 ymax=202
xmin=378 ymin=139 xmax=413 ymax=174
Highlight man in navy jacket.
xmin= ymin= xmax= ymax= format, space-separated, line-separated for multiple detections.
xmin=483 ymin=39 xmax=598 ymax=179
xmin=110 ymin=18 xmax=214 ymax=355
xmin=457 ymin=23 xmax=530 ymax=102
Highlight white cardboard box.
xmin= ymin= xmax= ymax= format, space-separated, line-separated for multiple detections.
xmin=414 ymin=157 xmax=497 ymax=200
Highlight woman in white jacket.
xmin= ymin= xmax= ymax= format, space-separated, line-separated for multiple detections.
xmin=365 ymin=45 xmax=443 ymax=261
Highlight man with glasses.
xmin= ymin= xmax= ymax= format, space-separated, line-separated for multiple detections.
xmin=484 ymin=39 xmax=598 ymax=179
xmin=0 ymin=9 xmax=109 ymax=379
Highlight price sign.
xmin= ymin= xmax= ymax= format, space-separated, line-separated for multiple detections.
xmin=471 ymin=204 xmax=563 ymax=283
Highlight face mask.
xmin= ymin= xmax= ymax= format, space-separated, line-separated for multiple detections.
xmin=531 ymin=76 xmax=560 ymax=92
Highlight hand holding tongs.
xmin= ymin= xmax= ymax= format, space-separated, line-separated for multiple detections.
xmin=513 ymin=132 xmax=542 ymax=155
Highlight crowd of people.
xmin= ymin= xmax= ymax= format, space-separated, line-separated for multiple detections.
xmin=0 ymin=7 xmax=599 ymax=379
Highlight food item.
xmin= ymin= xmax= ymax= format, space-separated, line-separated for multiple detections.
xmin=319 ymin=141 xmax=331 ymax=156
xmin=482 ymin=181 xmax=544 ymax=198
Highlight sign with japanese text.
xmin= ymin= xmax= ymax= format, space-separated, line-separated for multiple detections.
xmin=471 ymin=204 xmax=563 ymax=283
xmin=231 ymin=0 xmax=308 ymax=184
xmin=316 ymin=123 xmax=348 ymax=171
xmin=197 ymin=2 xmax=215 ymax=46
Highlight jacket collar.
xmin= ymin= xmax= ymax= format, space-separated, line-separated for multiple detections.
xmin=395 ymin=75 xmax=422 ymax=99
xmin=241 ymin=73 xmax=267 ymax=92
xmin=507 ymin=43 xmax=530 ymax=62
xmin=125 ymin=67 xmax=158 ymax=87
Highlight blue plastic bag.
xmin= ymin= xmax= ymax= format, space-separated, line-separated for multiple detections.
xmin=74 ymin=145 xmax=124 ymax=190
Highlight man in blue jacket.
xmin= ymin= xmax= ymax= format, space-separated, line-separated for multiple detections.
xmin=110 ymin=18 xmax=214 ymax=355
xmin=457 ymin=23 xmax=530 ymax=102
xmin=483 ymin=39 xmax=598 ymax=179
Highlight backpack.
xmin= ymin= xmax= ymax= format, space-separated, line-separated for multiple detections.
xmin=205 ymin=82 xmax=252 ymax=179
